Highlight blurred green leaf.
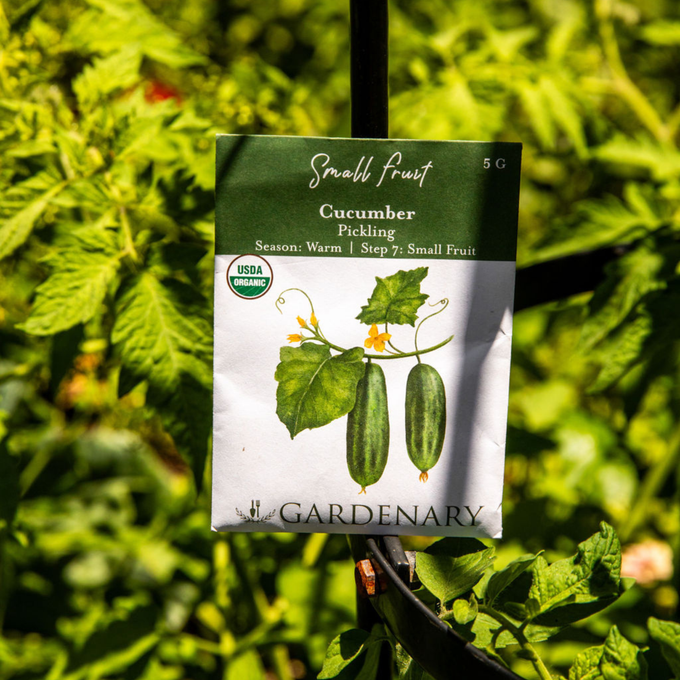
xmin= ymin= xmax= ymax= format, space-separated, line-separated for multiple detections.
xmin=149 ymin=372 xmax=211 ymax=484
xmin=590 ymin=313 xmax=653 ymax=391
xmin=0 ymin=181 xmax=66 ymax=260
xmin=581 ymin=247 xmax=667 ymax=351
xmin=225 ymin=649 xmax=265 ymax=680
xmin=640 ymin=21 xmax=680 ymax=46
xmin=73 ymin=46 xmax=143 ymax=109
xmin=62 ymin=602 xmax=159 ymax=680
xmin=67 ymin=0 xmax=207 ymax=68
xmin=648 ymin=618 xmax=680 ymax=678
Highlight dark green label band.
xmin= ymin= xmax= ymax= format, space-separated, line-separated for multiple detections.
xmin=215 ymin=135 xmax=521 ymax=262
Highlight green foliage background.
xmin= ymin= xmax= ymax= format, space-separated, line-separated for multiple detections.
xmin=2 ymin=0 xmax=680 ymax=678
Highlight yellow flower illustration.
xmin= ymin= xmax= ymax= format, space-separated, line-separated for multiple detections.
xmin=297 ymin=315 xmax=307 ymax=328
xmin=364 ymin=324 xmax=391 ymax=353
xmin=287 ymin=334 xmax=302 ymax=343
xmin=310 ymin=312 xmax=318 ymax=327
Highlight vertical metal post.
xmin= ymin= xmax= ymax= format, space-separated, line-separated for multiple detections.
xmin=350 ymin=0 xmax=389 ymax=139
xmin=350 ymin=3 xmax=391 ymax=678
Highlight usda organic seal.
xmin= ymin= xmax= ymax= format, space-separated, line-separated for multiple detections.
xmin=226 ymin=254 xmax=273 ymax=299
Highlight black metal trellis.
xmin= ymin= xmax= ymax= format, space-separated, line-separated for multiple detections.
xmin=348 ymin=3 xmax=523 ymax=678
xmin=347 ymin=3 xmax=620 ymax=678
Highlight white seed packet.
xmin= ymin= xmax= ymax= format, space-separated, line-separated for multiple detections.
xmin=212 ymin=135 xmax=521 ymax=538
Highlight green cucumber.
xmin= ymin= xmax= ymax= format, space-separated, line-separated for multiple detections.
xmin=405 ymin=363 xmax=446 ymax=482
xmin=346 ymin=361 xmax=389 ymax=493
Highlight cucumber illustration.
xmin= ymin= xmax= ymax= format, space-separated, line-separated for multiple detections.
xmin=346 ymin=361 xmax=389 ymax=493
xmin=405 ymin=363 xmax=446 ymax=482
xmin=275 ymin=272 xmax=453 ymax=493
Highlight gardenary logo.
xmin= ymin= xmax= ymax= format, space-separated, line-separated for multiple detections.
xmin=227 ymin=254 xmax=273 ymax=299
xmin=235 ymin=500 xmax=276 ymax=523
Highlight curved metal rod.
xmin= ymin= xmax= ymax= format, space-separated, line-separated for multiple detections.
xmin=366 ymin=538 xmax=523 ymax=680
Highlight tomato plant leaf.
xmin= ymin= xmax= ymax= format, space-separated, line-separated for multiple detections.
xmin=111 ymin=274 xmax=212 ymax=392
xmin=0 ymin=181 xmax=66 ymax=260
xmin=23 ymin=247 xmax=120 ymax=336
xmin=148 ymin=373 xmax=211 ymax=487
xmin=317 ymin=629 xmax=371 ymax=679
xmin=395 ymin=644 xmax=437 ymax=680
xmin=67 ymin=0 xmax=207 ymax=69
xmin=590 ymin=313 xmax=653 ymax=392
xmin=601 ymin=626 xmax=648 ymax=680
xmin=580 ymin=247 xmax=667 ymax=351
xmin=49 ymin=324 xmax=85 ymax=397
xmin=275 ymin=343 xmax=365 ymax=438
xmin=356 ymin=268 xmax=429 ymax=326
xmin=648 ymin=617 xmax=680 ymax=678
xmin=528 ymin=522 xmax=623 ymax=625
xmin=73 ymin=45 xmax=143 ymax=109
xmin=569 ymin=644 xmax=604 ymax=680
xmin=485 ymin=553 xmax=541 ymax=606
xmin=523 ymin=184 xmax=663 ymax=267
xmin=467 ymin=610 xmax=561 ymax=651
xmin=594 ymin=135 xmax=680 ymax=182
xmin=452 ymin=595 xmax=478 ymax=626
xmin=425 ymin=537 xmax=489 ymax=558
xmin=416 ymin=545 xmax=495 ymax=604
xmin=517 ymin=81 xmax=556 ymax=150
xmin=539 ymin=74 xmax=587 ymax=158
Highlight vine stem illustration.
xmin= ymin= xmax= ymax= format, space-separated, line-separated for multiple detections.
xmin=276 ymin=288 xmax=453 ymax=360
xmin=414 ymin=299 xmax=449 ymax=363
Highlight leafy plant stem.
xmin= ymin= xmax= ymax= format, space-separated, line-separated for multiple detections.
xmin=271 ymin=646 xmax=294 ymax=680
xmin=118 ymin=205 xmax=139 ymax=263
xmin=594 ymin=0 xmax=670 ymax=145
xmin=478 ymin=605 xmax=553 ymax=680
xmin=619 ymin=423 xmax=680 ymax=543
xmin=213 ymin=537 xmax=231 ymax=611
xmin=105 ymin=173 xmax=139 ymax=262
xmin=227 ymin=535 xmax=271 ymax=624
xmin=19 ymin=445 xmax=56 ymax=497
xmin=226 ymin=538 xmax=293 ymax=677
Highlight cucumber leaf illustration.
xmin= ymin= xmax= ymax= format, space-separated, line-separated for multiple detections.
xmin=357 ymin=267 xmax=429 ymax=326
xmin=275 ymin=343 xmax=366 ymax=438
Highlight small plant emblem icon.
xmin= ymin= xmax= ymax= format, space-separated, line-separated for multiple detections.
xmin=236 ymin=501 xmax=275 ymax=523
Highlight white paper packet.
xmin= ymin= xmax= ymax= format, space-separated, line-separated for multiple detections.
xmin=212 ymin=135 xmax=521 ymax=538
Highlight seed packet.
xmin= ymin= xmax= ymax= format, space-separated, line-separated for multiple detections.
xmin=213 ymin=135 xmax=521 ymax=537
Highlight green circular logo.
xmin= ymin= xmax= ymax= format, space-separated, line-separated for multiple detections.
xmin=226 ymin=255 xmax=273 ymax=299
